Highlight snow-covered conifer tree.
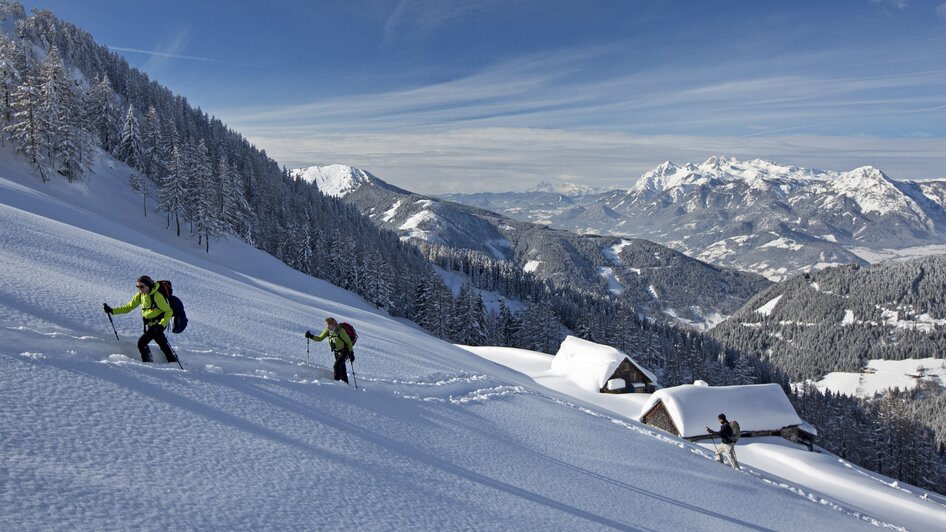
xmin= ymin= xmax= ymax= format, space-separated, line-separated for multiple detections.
xmin=85 ymin=74 xmax=119 ymax=152
xmin=116 ymin=104 xmax=142 ymax=170
xmin=0 ymin=33 xmax=21 ymax=140
xmin=140 ymin=105 xmax=164 ymax=181
xmin=7 ymin=73 xmax=44 ymax=179
xmin=192 ymin=139 xmax=216 ymax=252
xmin=159 ymin=144 xmax=188 ymax=236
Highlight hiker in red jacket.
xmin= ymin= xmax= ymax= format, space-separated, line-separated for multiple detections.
xmin=305 ymin=317 xmax=353 ymax=383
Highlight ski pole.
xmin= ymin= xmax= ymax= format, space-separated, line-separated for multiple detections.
xmin=306 ymin=337 xmax=310 ymax=365
xmin=106 ymin=309 xmax=119 ymax=341
xmin=170 ymin=346 xmax=184 ymax=370
xmin=349 ymin=356 xmax=358 ymax=389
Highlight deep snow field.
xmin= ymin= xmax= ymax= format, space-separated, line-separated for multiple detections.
xmin=0 ymin=148 xmax=933 ymax=530
xmin=463 ymin=346 xmax=946 ymax=531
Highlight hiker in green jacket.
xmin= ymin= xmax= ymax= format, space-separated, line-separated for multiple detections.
xmin=103 ymin=275 xmax=178 ymax=364
xmin=305 ymin=317 xmax=352 ymax=383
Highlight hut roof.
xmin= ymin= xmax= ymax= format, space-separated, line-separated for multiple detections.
xmin=550 ymin=336 xmax=658 ymax=393
xmin=638 ymin=383 xmax=804 ymax=439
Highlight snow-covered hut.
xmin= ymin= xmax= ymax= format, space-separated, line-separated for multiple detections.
xmin=550 ymin=336 xmax=658 ymax=394
xmin=639 ymin=383 xmax=816 ymax=449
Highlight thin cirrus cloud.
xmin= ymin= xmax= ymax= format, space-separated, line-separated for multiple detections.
xmin=253 ymin=127 xmax=946 ymax=194
xmin=107 ymin=37 xmax=261 ymax=69
xmin=218 ymin=41 xmax=946 ymax=193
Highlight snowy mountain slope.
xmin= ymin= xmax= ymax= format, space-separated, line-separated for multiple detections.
xmin=444 ymin=157 xmax=946 ymax=280
xmin=0 ymin=153 xmax=869 ymax=529
xmin=293 ymin=164 xmax=410 ymax=197
xmin=710 ymin=257 xmax=946 ymax=381
xmin=462 ymin=346 xmax=946 ymax=531
xmin=292 ymin=164 xmax=770 ymax=329
xmin=815 ymin=357 xmax=946 ymax=398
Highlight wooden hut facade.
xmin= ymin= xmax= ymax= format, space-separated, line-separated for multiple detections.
xmin=639 ymin=383 xmax=817 ymax=450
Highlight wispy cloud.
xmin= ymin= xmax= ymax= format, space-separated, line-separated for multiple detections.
xmin=870 ymin=0 xmax=910 ymax=13
xmin=382 ymin=0 xmax=520 ymax=45
xmin=108 ymin=38 xmax=260 ymax=69
xmin=215 ymin=40 xmax=946 ymax=193
xmin=247 ymin=127 xmax=946 ymax=194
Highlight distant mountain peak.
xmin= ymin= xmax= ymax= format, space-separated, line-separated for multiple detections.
xmin=529 ymin=180 xmax=603 ymax=195
xmin=291 ymin=164 xmax=381 ymax=197
xmin=633 ymin=156 xmax=831 ymax=195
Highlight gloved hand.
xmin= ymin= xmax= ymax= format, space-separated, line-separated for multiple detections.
xmin=349 ymin=352 xmax=355 ymax=362
xmin=103 ymin=303 xmax=113 ymax=314
xmin=304 ymin=330 xmax=314 ymax=339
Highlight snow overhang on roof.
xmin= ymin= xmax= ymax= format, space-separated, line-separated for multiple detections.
xmin=639 ymin=383 xmax=804 ymax=439
xmin=550 ymin=335 xmax=658 ymax=393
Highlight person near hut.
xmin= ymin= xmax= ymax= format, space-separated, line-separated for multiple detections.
xmin=706 ymin=413 xmax=740 ymax=470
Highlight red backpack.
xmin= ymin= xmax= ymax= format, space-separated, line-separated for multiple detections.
xmin=339 ymin=322 xmax=358 ymax=346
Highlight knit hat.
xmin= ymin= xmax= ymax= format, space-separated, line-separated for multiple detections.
xmin=718 ymin=413 xmax=727 ymax=421
xmin=137 ymin=275 xmax=155 ymax=288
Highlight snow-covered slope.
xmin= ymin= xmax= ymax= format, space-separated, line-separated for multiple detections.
xmin=0 ymin=150 xmax=872 ymax=529
xmin=816 ymin=358 xmax=946 ymax=398
xmin=463 ymin=345 xmax=946 ymax=531
xmin=291 ymin=164 xmax=410 ymax=198
xmin=291 ymin=164 xmax=373 ymax=197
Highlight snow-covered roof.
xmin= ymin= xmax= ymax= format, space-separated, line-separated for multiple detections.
xmin=550 ymin=336 xmax=658 ymax=393
xmin=639 ymin=383 xmax=804 ymax=439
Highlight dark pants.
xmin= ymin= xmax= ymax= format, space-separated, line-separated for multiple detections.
xmin=333 ymin=351 xmax=350 ymax=383
xmin=138 ymin=323 xmax=177 ymax=363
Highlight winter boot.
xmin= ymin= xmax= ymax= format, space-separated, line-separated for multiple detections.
xmin=140 ymin=346 xmax=153 ymax=363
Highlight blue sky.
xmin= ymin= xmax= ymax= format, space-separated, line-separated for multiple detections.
xmin=23 ymin=0 xmax=946 ymax=192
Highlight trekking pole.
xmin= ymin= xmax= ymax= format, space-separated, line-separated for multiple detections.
xmin=349 ymin=357 xmax=358 ymax=389
xmin=170 ymin=346 xmax=184 ymax=370
xmin=106 ymin=310 xmax=119 ymax=341
xmin=709 ymin=435 xmax=720 ymax=460
xmin=306 ymin=337 xmax=310 ymax=365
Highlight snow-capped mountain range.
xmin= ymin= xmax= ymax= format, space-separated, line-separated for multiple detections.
xmin=444 ymin=157 xmax=946 ymax=281
xmin=291 ymin=164 xmax=770 ymax=329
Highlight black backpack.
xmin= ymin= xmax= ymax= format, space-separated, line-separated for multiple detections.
xmin=156 ymin=280 xmax=188 ymax=334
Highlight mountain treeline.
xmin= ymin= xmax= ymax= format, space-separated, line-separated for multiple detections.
xmin=791 ymin=383 xmax=945 ymax=492
xmin=417 ymin=243 xmax=779 ymax=387
xmin=711 ymin=257 xmax=946 ymax=381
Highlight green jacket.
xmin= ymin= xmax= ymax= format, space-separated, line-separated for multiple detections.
xmin=311 ymin=326 xmax=353 ymax=353
xmin=112 ymin=284 xmax=173 ymax=328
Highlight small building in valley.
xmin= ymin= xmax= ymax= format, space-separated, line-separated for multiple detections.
xmin=551 ymin=336 xmax=658 ymax=394
xmin=639 ymin=382 xmax=816 ymax=449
